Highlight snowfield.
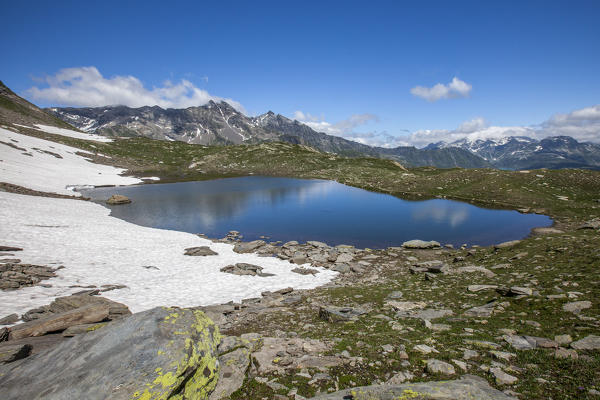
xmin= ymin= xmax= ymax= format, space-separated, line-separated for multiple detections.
xmin=0 ymin=127 xmax=141 ymax=195
xmin=0 ymin=127 xmax=337 ymax=316
xmin=0 ymin=192 xmax=336 ymax=315
xmin=17 ymin=123 xmax=113 ymax=142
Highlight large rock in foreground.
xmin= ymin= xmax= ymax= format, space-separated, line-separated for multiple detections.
xmin=0 ymin=307 xmax=221 ymax=400
xmin=310 ymin=374 xmax=516 ymax=399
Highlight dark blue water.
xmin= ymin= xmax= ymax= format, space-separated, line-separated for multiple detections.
xmin=82 ymin=176 xmax=552 ymax=248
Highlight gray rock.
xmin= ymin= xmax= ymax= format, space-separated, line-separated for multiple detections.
xmin=496 ymin=286 xmax=533 ymax=297
xmin=0 ymin=328 xmax=8 ymax=342
xmin=402 ymin=240 xmax=441 ymax=249
xmin=233 ymin=240 xmax=266 ymax=253
xmin=335 ymin=253 xmax=354 ymax=264
xmin=0 ymin=314 xmax=19 ymax=325
xmin=220 ymin=263 xmax=275 ymax=277
xmin=307 ymin=241 xmax=328 ymax=248
xmin=494 ymin=240 xmax=521 ymax=249
xmin=490 ymin=367 xmax=518 ymax=385
xmin=106 ymin=194 xmax=131 ymax=205
xmin=397 ymin=308 xmax=453 ymax=321
xmin=332 ymin=264 xmax=351 ymax=273
xmin=464 ymin=302 xmax=496 ymax=317
xmin=562 ymin=301 xmax=592 ymax=314
xmin=184 ymin=246 xmax=218 ymax=256
xmin=9 ymin=304 xmax=110 ymax=340
xmin=0 ymin=246 xmax=23 ymax=252
xmin=468 ymin=285 xmax=498 ymax=292
xmin=578 ymin=218 xmax=600 ymax=229
xmin=426 ymin=359 xmax=455 ymax=375
xmin=21 ymin=292 xmax=130 ymax=322
xmin=291 ymin=267 xmax=319 ymax=275
xmin=319 ymin=306 xmax=367 ymax=322
xmin=570 ymin=335 xmax=600 ymax=350
xmin=62 ymin=322 xmax=108 ymax=337
xmin=385 ymin=371 xmax=414 ymax=384
xmin=0 ymin=343 xmax=32 ymax=364
xmin=310 ymin=374 xmax=516 ymax=399
xmin=0 ymin=307 xmax=221 ymax=400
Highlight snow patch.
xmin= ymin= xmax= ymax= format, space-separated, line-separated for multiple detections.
xmin=34 ymin=124 xmax=112 ymax=142
xmin=0 ymin=191 xmax=337 ymax=315
xmin=0 ymin=127 xmax=141 ymax=195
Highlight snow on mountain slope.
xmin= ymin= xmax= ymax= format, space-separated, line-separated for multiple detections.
xmin=0 ymin=191 xmax=337 ymax=316
xmin=0 ymin=127 xmax=140 ymax=195
xmin=33 ymin=123 xmax=113 ymax=142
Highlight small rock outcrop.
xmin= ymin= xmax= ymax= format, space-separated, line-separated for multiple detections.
xmin=106 ymin=194 xmax=131 ymax=205
xmin=402 ymin=239 xmax=441 ymax=249
xmin=0 ymin=307 xmax=221 ymax=400
xmin=184 ymin=246 xmax=218 ymax=256
xmin=220 ymin=263 xmax=275 ymax=277
xmin=310 ymin=374 xmax=516 ymax=399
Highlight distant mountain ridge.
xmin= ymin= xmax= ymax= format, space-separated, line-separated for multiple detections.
xmin=47 ymin=103 xmax=490 ymax=168
xmin=428 ymin=136 xmax=600 ymax=170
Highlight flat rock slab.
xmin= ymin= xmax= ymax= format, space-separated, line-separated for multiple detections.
xmin=220 ymin=263 xmax=275 ymax=277
xmin=310 ymin=374 xmax=516 ymax=399
xmin=571 ymin=335 xmax=600 ymax=350
xmin=319 ymin=306 xmax=367 ymax=322
xmin=233 ymin=240 xmax=266 ymax=253
xmin=0 ymin=343 xmax=32 ymax=363
xmin=0 ymin=307 xmax=221 ymax=400
xmin=562 ymin=301 xmax=592 ymax=314
xmin=184 ymin=246 xmax=218 ymax=256
xmin=402 ymin=240 xmax=441 ymax=249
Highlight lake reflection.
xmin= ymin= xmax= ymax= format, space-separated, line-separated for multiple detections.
xmin=82 ymin=176 xmax=552 ymax=248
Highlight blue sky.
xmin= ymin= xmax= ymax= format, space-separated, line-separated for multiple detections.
xmin=2 ymin=0 xmax=599 ymax=146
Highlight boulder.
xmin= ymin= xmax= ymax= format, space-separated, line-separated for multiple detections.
xmin=233 ymin=240 xmax=266 ymax=253
xmin=9 ymin=303 xmax=110 ymax=340
xmin=0 ymin=246 xmax=22 ymax=252
xmin=21 ymin=292 xmax=131 ymax=322
xmin=184 ymin=246 xmax=218 ymax=256
xmin=494 ymin=240 xmax=521 ymax=249
xmin=490 ymin=368 xmax=518 ymax=385
xmin=562 ymin=301 xmax=592 ymax=314
xmin=0 ymin=343 xmax=32 ymax=364
xmin=0 ymin=314 xmax=19 ymax=325
xmin=310 ymin=374 xmax=516 ymax=399
xmin=220 ymin=263 xmax=275 ymax=277
xmin=0 ymin=307 xmax=221 ymax=400
xmin=402 ymin=240 xmax=441 ymax=249
xmin=106 ymin=194 xmax=131 ymax=205
xmin=570 ymin=335 xmax=600 ymax=350
xmin=319 ymin=306 xmax=367 ymax=322
xmin=578 ymin=218 xmax=600 ymax=230
xmin=426 ymin=359 xmax=455 ymax=375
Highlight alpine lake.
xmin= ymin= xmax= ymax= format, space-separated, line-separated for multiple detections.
xmin=81 ymin=176 xmax=553 ymax=249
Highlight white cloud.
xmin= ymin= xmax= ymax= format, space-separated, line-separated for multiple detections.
xmin=293 ymin=111 xmax=378 ymax=136
xmin=27 ymin=66 xmax=244 ymax=111
xmin=410 ymin=77 xmax=472 ymax=102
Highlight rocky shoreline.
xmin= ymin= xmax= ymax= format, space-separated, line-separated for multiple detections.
xmin=2 ymin=220 xmax=599 ymax=398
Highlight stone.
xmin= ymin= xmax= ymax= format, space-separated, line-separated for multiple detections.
xmin=233 ymin=240 xmax=266 ymax=253
xmin=0 ymin=343 xmax=32 ymax=363
xmin=502 ymin=335 xmax=554 ymax=350
xmin=331 ymin=264 xmax=351 ymax=273
xmin=0 ymin=307 xmax=220 ymax=400
xmin=554 ymin=334 xmax=573 ymax=345
xmin=220 ymin=263 xmax=275 ymax=277
xmin=319 ymin=306 xmax=367 ymax=322
xmin=570 ymin=335 xmax=600 ymax=350
xmin=310 ymin=374 xmax=516 ymax=399
xmin=335 ymin=253 xmax=354 ymax=263
xmin=490 ymin=368 xmax=518 ymax=385
xmin=307 ymin=240 xmax=328 ymax=248
xmin=0 ymin=328 xmax=8 ymax=342
xmin=386 ymin=371 xmax=414 ymax=384
xmin=454 ymin=266 xmax=496 ymax=278
xmin=21 ymin=292 xmax=131 ymax=322
xmin=105 ymin=194 xmax=131 ymax=205
xmin=468 ymin=285 xmax=498 ymax=292
xmin=452 ymin=359 xmax=468 ymax=371
xmin=62 ymin=322 xmax=108 ymax=337
xmin=531 ymin=227 xmax=564 ymax=235
xmin=578 ymin=218 xmax=600 ymax=230
xmin=386 ymin=301 xmax=427 ymax=312
xmin=0 ymin=246 xmax=22 ymax=252
xmin=397 ymin=308 xmax=453 ymax=321
xmin=426 ymin=359 xmax=455 ymax=375
xmin=387 ymin=291 xmax=403 ymax=299
xmin=562 ymin=301 xmax=592 ymax=314
xmin=184 ymin=246 xmax=218 ymax=256
xmin=291 ymin=267 xmax=319 ymax=275
xmin=554 ymin=348 xmax=578 ymax=359
xmin=0 ymin=314 xmax=19 ymax=325
xmin=9 ymin=304 xmax=110 ymax=340
xmin=414 ymin=344 xmax=438 ymax=354
xmin=490 ymin=351 xmax=516 ymax=362
xmin=209 ymin=345 xmax=252 ymax=400
xmin=494 ymin=240 xmax=521 ymax=249
xmin=402 ymin=240 xmax=441 ymax=249
xmin=464 ymin=302 xmax=496 ymax=317
xmin=496 ymin=286 xmax=533 ymax=297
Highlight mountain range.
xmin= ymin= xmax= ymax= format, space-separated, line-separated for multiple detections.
xmin=1 ymin=80 xmax=598 ymax=170
xmin=426 ymin=136 xmax=600 ymax=170
xmin=45 ymin=102 xmax=489 ymax=169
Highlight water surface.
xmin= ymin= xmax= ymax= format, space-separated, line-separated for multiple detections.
xmin=82 ymin=176 xmax=552 ymax=248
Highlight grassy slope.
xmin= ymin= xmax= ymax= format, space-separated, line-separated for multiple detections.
xmin=3 ymin=125 xmax=600 ymax=399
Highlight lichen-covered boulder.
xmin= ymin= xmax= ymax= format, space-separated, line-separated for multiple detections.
xmin=0 ymin=307 xmax=221 ymax=400
xmin=310 ymin=374 xmax=516 ymax=399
